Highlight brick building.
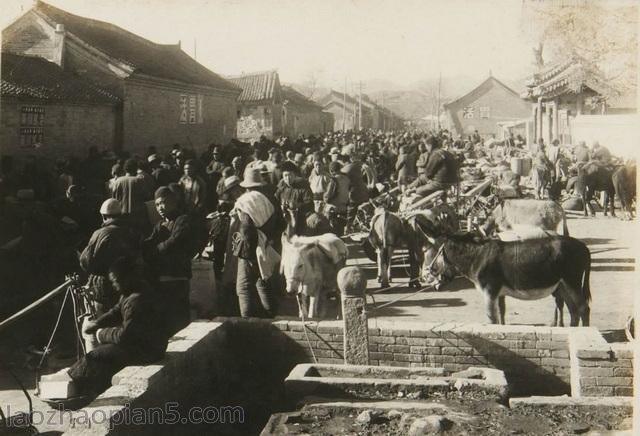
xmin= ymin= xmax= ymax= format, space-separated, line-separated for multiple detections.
xmin=319 ymin=90 xmax=402 ymax=131
xmin=2 ymin=1 xmax=240 ymax=158
xmin=1 ymin=52 xmax=120 ymax=161
xmin=228 ymin=70 xmax=284 ymax=143
xmin=444 ymin=76 xmax=531 ymax=138
xmin=281 ymin=85 xmax=333 ymax=137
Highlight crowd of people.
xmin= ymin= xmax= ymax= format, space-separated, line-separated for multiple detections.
xmin=0 ymin=128 xmax=622 ymax=393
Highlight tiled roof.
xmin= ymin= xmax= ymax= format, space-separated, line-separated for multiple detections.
xmin=33 ymin=1 xmax=240 ymax=92
xmin=521 ymin=57 xmax=618 ymax=100
xmin=319 ymin=90 xmax=359 ymax=107
xmin=444 ymin=76 xmax=521 ymax=110
xmin=281 ymin=85 xmax=323 ymax=110
xmin=1 ymin=52 xmax=120 ymax=104
xmin=227 ymin=70 xmax=281 ymax=103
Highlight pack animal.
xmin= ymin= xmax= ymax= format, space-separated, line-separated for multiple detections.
xmin=612 ymin=162 xmax=636 ymax=220
xmin=426 ymin=233 xmax=591 ymax=326
xmin=281 ymin=234 xmax=347 ymax=318
xmin=369 ymin=205 xmax=458 ymax=289
xmin=481 ymin=199 xmax=569 ymax=236
xmin=575 ymin=162 xmax=616 ymax=217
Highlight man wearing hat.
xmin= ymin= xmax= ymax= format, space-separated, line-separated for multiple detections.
xmin=80 ymin=198 xmax=141 ymax=315
xmin=324 ymin=161 xmax=351 ymax=235
xmin=230 ymin=167 xmax=280 ymax=318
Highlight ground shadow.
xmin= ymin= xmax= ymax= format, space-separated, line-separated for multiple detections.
xmin=580 ymin=238 xmax=615 ymax=246
xmin=463 ymin=335 xmax=570 ymax=396
xmin=369 ymin=297 xmax=467 ymax=317
xmin=591 ymin=258 xmax=635 ymax=263
xmin=591 ymin=265 xmax=635 ymax=272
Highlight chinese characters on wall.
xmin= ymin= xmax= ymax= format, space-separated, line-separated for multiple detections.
xmin=462 ymin=106 xmax=491 ymax=119
xmin=179 ymin=94 xmax=204 ymax=124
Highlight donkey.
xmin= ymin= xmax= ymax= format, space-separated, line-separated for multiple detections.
xmin=425 ymin=232 xmax=591 ymax=326
xmin=281 ymin=234 xmax=347 ymax=319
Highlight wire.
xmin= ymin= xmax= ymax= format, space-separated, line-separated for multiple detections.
xmin=37 ymin=288 xmax=70 ymax=371
xmin=70 ymin=290 xmax=86 ymax=357
xmin=295 ymin=293 xmax=318 ymax=363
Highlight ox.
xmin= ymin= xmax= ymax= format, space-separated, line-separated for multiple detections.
xmin=426 ymin=232 xmax=591 ymax=326
xmin=612 ymin=162 xmax=636 ymax=220
xmin=481 ymin=199 xmax=569 ymax=236
xmin=281 ymin=233 xmax=348 ymax=319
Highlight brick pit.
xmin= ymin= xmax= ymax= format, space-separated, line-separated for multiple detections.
xmin=60 ymin=318 xmax=633 ymax=435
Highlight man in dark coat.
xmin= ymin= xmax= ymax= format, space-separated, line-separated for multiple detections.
xmin=70 ymin=257 xmax=167 ymax=393
xmin=80 ymin=198 xmax=140 ymax=315
xmin=407 ymin=136 xmax=458 ymax=197
xmin=111 ymin=159 xmax=148 ymax=232
xmin=143 ymin=187 xmax=194 ymax=336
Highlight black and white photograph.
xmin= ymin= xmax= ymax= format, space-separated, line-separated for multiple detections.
xmin=0 ymin=0 xmax=638 ymax=434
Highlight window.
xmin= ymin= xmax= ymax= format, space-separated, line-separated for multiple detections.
xmin=19 ymin=106 xmax=44 ymax=147
xmin=462 ymin=106 xmax=474 ymax=119
xmin=479 ymin=106 xmax=490 ymax=119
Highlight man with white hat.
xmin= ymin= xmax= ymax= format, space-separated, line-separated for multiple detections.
xmin=80 ymin=198 xmax=141 ymax=315
xmin=230 ymin=167 xmax=280 ymax=318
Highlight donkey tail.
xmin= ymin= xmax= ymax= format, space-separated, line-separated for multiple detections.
xmin=381 ymin=210 xmax=388 ymax=248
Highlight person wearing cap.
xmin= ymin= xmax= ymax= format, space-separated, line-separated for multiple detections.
xmin=143 ymin=187 xmax=194 ymax=336
xmin=72 ymin=256 xmax=167 ymax=394
xmin=179 ymin=159 xmax=207 ymax=216
xmin=308 ymin=158 xmax=332 ymax=213
xmin=230 ymin=167 xmax=280 ymax=318
xmin=276 ymin=169 xmax=314 ymax=218
xmin=80 ymin=198 xmax=141 ymax=315
xmin=324 ymin=161 xmax=351 ymax=235
xmin=329 ymin=146 xmax=341 ymax=163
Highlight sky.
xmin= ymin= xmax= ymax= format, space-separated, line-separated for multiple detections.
xmin=2 ymin=0 xmax=536 ymax=90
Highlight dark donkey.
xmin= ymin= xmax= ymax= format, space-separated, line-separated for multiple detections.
xmin=576 ymin=162 xmax=616 ymax=217
xmin=426 ymin=232 xmax=591 ymax=326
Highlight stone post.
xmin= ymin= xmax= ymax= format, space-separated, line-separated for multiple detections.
xmin=337 ymin=266 xmax=369 ymax=365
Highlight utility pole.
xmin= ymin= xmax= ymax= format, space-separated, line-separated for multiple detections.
xmin=358 ymin=81 xmax=362 ymax=131
xmin=437 ymin=71 xmax=442 ymax=130
xmin=382 ymin=92 xmax=386 ymax=130
xmin=343 ymin=77 xmax=347 ymax=131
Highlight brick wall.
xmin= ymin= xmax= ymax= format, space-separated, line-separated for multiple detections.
xmin=122 ymin=80 xmax=237 ymax=155
xmin=570 ymin=329 xmax=634 ymax=397
xmin=0 ymin=97 xmax=118 ymax=164
xmin=275 ymin=320 xmax=573 ymax=396
xmin=450 ymin=80 xmax=531 ymax=137
xmin=284 ymin=105 xmax=327 ymax=138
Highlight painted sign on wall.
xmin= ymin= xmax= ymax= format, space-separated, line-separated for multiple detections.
xmin=179 ymin=94 xmax=204 ymax=124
